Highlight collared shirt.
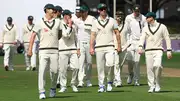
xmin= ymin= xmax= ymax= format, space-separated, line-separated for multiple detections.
xmin=33 ymin=16 xmax=61 ymax=54
xmin=75 ymin=15 xmax=95 ymax=42
xmin=0 ymin=24 xmax=18 ymax=44
xmin=58 ymin=19 xmax=79 ymax=53
xmin=22 ymin=23 xmax=35 ymax=43
xmin=125 ymin=13 xmax=147 ymax=41
xmin=139 ymin=20 xmax=172 ymax=51
xmin=91 ymin=15 xmax=118 ymax=51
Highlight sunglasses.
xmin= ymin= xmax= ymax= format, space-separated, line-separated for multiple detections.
xmin=99 ymin=7 xmax=107 ymax=11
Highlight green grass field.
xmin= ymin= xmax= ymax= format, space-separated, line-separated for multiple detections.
xmin=0 ymin=53 xmax=180 ymax=101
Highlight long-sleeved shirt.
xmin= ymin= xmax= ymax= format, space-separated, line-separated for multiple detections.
xmin=22 ymin=24 xmax=35 ymax=43
xmin=33 ymin=17 xmax=61 ymax=54
xmin=0 ymin=24 xmax=18 ymax=44
xmin=139 ymin=20 xmax=172 ymax=52
xmin=125 ymin=13 xmax=147 ymax=41
xmin=75 ymin=15 xmax=95 ymax=42
xmin=58 ymin=20 xmax=79 ymax=53
xmin=91 ymin=16 xmax=118 ymax=51
xmin=114 ymin=21 xmax=128 ymax=49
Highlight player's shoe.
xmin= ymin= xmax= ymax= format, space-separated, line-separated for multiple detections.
xmin=58 ymin=87 xmax=67 ymax=93
xmin=39 ymin=92 xmax=46 ymax=99
xmin=98 ymin=86 xmax=106 ymax=93
xmin=107 ymin=84 xmax=112 ymax=92
xmin=71 ymin=85 xmax=78 ymax=92
xmin=86 ymin=80 xmax=92 ymax=87
xmin=49 ymin=88 xmax=56 ymax=98
xmin=155 ymin=86 xmax=161 ymax=92
xmin=26 ymin=67 xmax=31 ymax=71
xmin=148 ymin=87 xmax=155 ymax=93
xmin=4 ymin=66 xmax=8 ymax=71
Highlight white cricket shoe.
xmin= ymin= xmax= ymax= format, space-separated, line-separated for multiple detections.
xmin=71 ymin=85 xmax=78 ymax=92
xmin=134 ymin=81 xmax=140 ymax=86
xmin=155 ymin=86 xmax=161 ymax=92
xmin=127 ymin=75 xmax=133 ymax=84
xmin=39 ymin=92 xmax=46 ymax=99
xmin=9 ymin=67 xmax=14 ymax=71
xmin=148 ymin=87 xmax=155 ymax=93
xmin=49 ymin=88 xmax=56 ymax=98
xmin=86 ymin=81 xmax=92 ymax=87
xmin=26 ymin=67 xmax=31 ymax=71
xmin=58 ymin=87 xmax=67 ymax=93
xmin=115 ymin=83 xmax=122 ymax=87
xmin=77 ymin=83 xmax=83 ymax=88
xmin=107 ymin=84 xmax=112 ymax=92
xmin=98 ymin=86 xmax=106 ymax=93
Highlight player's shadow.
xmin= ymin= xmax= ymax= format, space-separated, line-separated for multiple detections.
xmin=51 ymin=95 xmax=74 ymax=99
xmin=107 ymin=90 xmax=132 ymax=93
xmin=123 ymin=83 xmax=148 ymax=87
xmin=154 ymin=90 xmax=180 ymax=93
xmin=77 ymin=91 xmax=91 ymax=93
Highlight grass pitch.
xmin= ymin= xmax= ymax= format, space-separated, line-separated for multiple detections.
xmin=0 ymin=53 xmax=180 ymax=101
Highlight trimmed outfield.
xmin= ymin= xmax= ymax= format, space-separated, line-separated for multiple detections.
xmin=0 ymin=53 xmax=180 ymax=101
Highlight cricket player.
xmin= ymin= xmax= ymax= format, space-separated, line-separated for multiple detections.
xmin=54 ymin=5 xmax=63 ymax=19
xmin=28 ymin=4 xmax=61 ymax=99
xmin=0 ymin=17 xmax=18 ymax=71
xmin=138 ymin=12 xmax=172 ymax=93
xmin=22 ymin=15 xmax=38 ymax=71
xmin=76 ymin=5 xmax=95 ymax=87
xmin=58 ymin=9 xmax=79 ymax=93
xmin=125 ymin=4 xmax=146 ymax=86
xmin=54 ymin=5 xmax=63 ymax=88
xmin=90 ymin=3 xmax=121 ymax=92
xmin=113 ymin=11 xmax=128 ymax=87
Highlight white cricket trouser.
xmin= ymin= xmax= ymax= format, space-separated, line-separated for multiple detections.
xmin=59 ymin=51 xmax=79 ymax=87
xmin=38 ymin=53 xmax=59 ymax=93
xmin=24 ymin=42 xmax=38 ymax=68
xmin=3 ymin=44 xmax=16 ymax=69
xmin=145 ymin=50 xmax=162 ymax=88
xmin=114 ymin=50 xmax=127 ymax=84
xmin=126 ymin=40 xmax=140 ymax=82
xmin=78 ymin=41 xmax=92 ymax=84
xmin=96 ymin=50 xmax=114 ymax=87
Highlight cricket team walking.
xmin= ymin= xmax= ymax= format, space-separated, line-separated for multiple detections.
xmin=0 ymin=3 xmax=172 ymax=99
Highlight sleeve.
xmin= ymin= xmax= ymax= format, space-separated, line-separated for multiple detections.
xmin=163 ymin=25 xmax=172 ymax=51
xmin=113 ymin=19 xmax=118 ymax=30
xmin=14 ymin=26 xmax=19 ymax=42
xmin=61 ymin=23 xmax=73 ymax=38
xmin=74 ymin=25 xmax=80 ymax=49
xmin=33 ymin=23 xmax=41 ymax=34
xmin=124 ymin=16 xmax=132 ymax=43
xmin=91 ymin=19 xmax=98 ymax=33
xmin=0 ymin=27 xmax=5 ymax=44
xmin=22 ymin=26 xmax=26 ymax=43
xmin=138 ymin=27 xmax=146 ymax=49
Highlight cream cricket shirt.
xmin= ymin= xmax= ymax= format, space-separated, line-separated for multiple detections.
xmin=22 ymin=24 xmax=35 ymax=43
xmin=0 ymin=24 xmax=18 ymax=44
xmin=58 ymin=20 xmax=79 ymax=53
xmin=125 ymin=13 xmax=146 ymax=41
xmin=91 ymin=16 xmax=118 ymax=51
xmin=139 ymin=21 xmax=172 ymax=51
xmin=76 ymin=15 xmax=95 ymax=42
xmin=33 ymin=17 xmax=61 ymax=54
xmin=114 ymin=22 xmax=128 ymax=49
